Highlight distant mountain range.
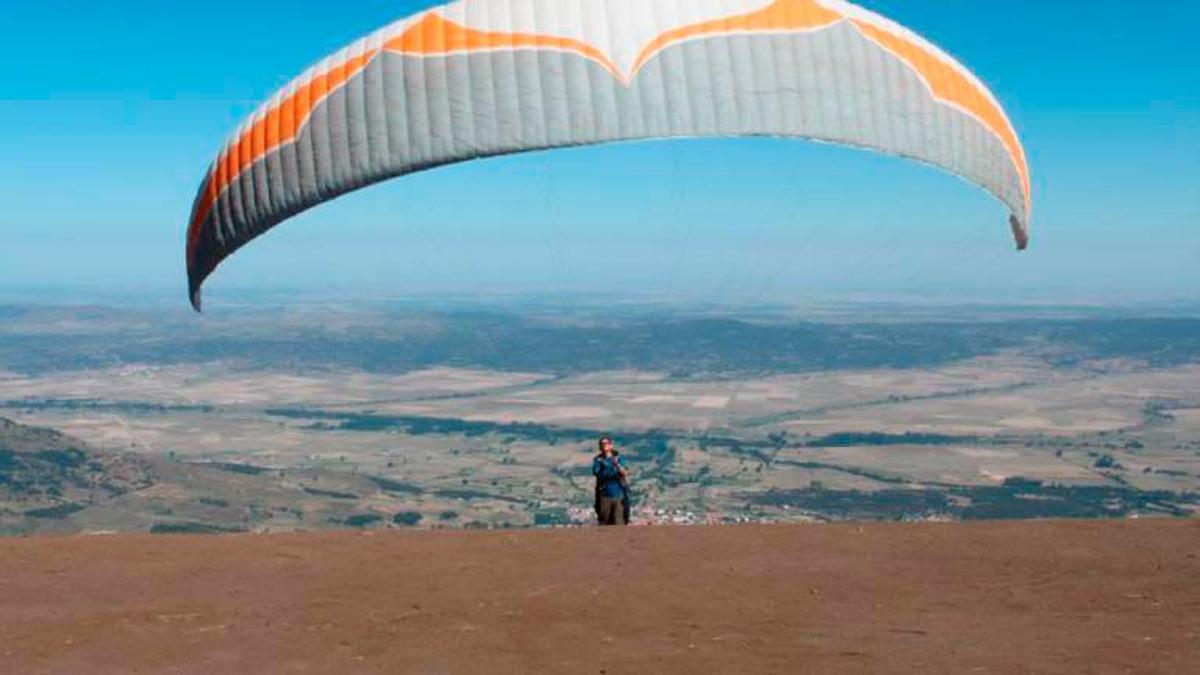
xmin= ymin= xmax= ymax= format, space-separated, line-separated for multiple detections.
xmin=3 ymin=304 xmax=1199 ymax=377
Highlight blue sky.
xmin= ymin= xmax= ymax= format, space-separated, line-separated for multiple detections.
xmin=1 ymin=1 xmax=1197 ymax=306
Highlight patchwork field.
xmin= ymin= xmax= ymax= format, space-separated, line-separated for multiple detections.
xmin=2 ymin=306 xmax=1198 ymax=533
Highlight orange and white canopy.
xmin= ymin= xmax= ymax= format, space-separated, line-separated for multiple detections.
xmin=186 ymin=0 xmax=1032 ymax=309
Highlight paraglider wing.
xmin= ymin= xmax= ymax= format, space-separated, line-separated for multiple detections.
xmin=185 ymin=0 xmax=1032 ymax=310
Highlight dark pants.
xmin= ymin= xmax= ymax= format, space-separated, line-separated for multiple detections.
xmin=595 ymin=483 xmax=631 ymax=525
xmin=597 ymin=495 xmax=626 ymax=526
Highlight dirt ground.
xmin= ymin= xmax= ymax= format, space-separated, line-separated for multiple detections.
xmin=2 ymin=520 xmax=1197 ymax=674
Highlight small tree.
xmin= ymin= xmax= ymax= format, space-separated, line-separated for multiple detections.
xmin=393 ymin=511 xmax=422 ymax=527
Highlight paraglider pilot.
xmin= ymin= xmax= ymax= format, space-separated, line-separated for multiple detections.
xmin=593 ymin=436 xmax=628 ymax=526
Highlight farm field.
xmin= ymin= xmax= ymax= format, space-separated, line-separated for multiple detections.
xmin=2 ymin=305 xmax=1198 ymax=533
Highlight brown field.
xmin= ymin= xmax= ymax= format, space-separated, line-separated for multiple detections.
xmin=2 ymin=519 xmax=1197 ymax=674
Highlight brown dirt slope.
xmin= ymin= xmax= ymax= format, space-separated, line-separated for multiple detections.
xmin=2 ymin=519 xmax=1197 ymax=674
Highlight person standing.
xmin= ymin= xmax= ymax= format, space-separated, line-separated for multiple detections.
xmin=593 ymin=436 xmax=627 ymax=526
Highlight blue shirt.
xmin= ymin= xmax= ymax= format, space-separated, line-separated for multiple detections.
xmin=592 ymin=455 xmax=626 ymax=498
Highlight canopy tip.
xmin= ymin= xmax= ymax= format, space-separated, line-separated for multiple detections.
xmin=1010 ymin=215 xmax=1030 ymax=251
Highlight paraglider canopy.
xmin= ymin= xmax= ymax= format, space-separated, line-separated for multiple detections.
xmin=185 ymin=0 xmax=1031 ymax=310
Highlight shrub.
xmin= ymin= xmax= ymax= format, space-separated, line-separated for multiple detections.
xmin=343 ymin=513 xmax=383 ymax=527
xmin=393 ymin=511 xmax=422 ymax=526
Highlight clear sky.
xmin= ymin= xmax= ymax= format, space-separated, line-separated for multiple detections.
xmin=1 ymin=1 xmax=1197 ymax=307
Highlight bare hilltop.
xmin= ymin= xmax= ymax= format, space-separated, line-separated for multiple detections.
xmin=2 ymin=518 xmax=1197 ymax=674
